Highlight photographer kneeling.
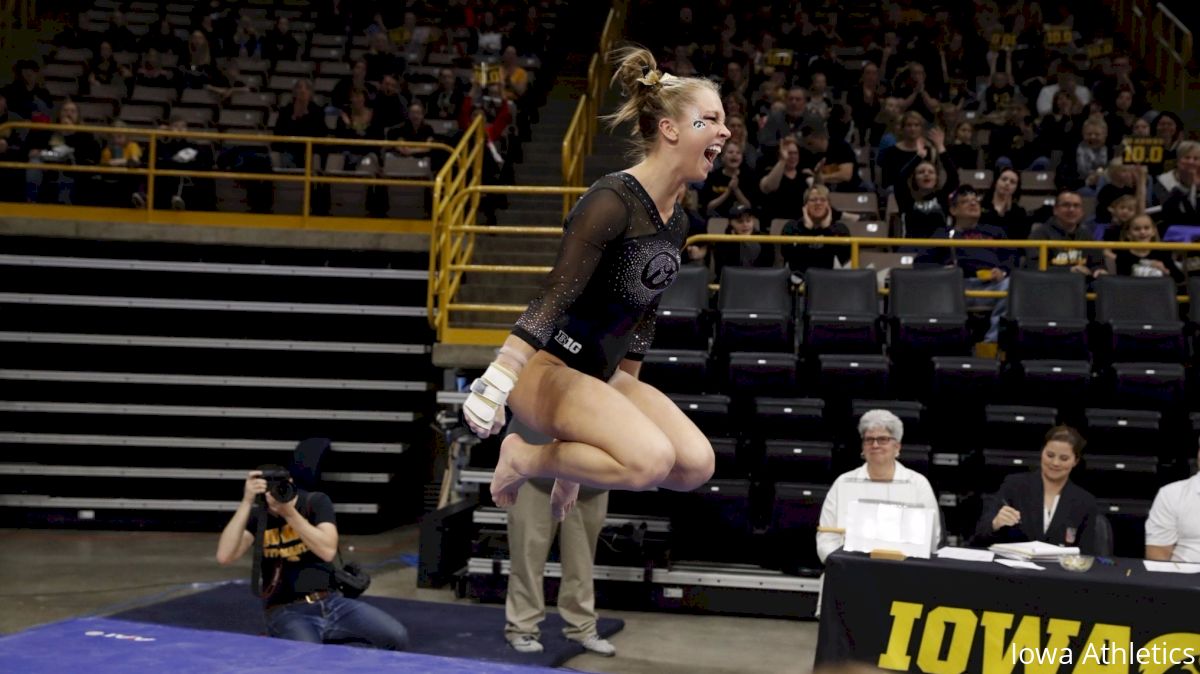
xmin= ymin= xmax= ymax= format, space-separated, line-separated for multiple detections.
xmin=216 ymin=466 xmax=409 ymax=650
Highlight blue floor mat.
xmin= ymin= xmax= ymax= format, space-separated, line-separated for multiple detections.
xmin=111 ymin=583 xmax=623 ymax=668
xmin=0 ymin=617 xmax=566 ymax=673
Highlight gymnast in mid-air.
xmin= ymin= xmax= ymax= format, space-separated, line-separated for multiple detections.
xmin=463 ymin=45 xmax=727 ymax=520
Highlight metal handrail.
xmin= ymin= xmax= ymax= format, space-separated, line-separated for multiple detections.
xmin=432 ymin=210 xmax=1200 ymax=343
xmin=426 ymin=115 xmax=487 ymax=326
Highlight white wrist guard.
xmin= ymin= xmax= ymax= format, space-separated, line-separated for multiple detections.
xmin=463 ymin=362 xmax=518 ymax=435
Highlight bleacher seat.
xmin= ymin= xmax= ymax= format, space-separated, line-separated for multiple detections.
xmin=671 ymin=478 xmax=753 ymax=563
xmin=319 ymin=61 xmax=352 ymax=77
xmin=668 ymin=394 xmax=732 ymax=438
xmin=43 ymin=62 xmax=85 ymax=81
xmin=77 ymin=100 xmax=115 ymax=123
xmin=652 ymin=265 xmax=710 ymax=350
xmin=640 ymin=349 xmax=709 ymax=394
xmin=762 ymin=441 xmax=834 ymax=483
xmin=170 ymin=106 xmax=214 ymax=127
xmin=1012 ymin=360 xmax=1091 ymax=418
xmin=980 ymin=448 xmax=1041 ymax=491
xmin=1077 ymin=454 xmax=1160 ymax=500
xmin=1084 ymin=408 xmax=1163 ymax=456
xmin=711 ymin=438 xmax=742 ymax=478
xmin=716 ymin=267 xmax=793 ymax=354
xmin=131 ymin=85 xmax=177 ymax=106
xmin=1109 ymin=362 xmax=1186 ymax=411
xmin=383 ymin=155 xmax=432 ymax=179
xmin=275 ymin=61 xmax=316 ymax=76
xmin=218 ymin=108 xmax=264 ymax=130
xmin=817 ymin=354 xmax=890 ymax=403
xmin=886 ymin=268 xmax=971 ymax=364
xmin=46 ymin=80 xmax=79 ymax=99
xmin=1001 ymin=270 xmax=1089 ymax=361
xmin=1096 ymin=498 xmax=1152 ymax=557
xmin=802 ymin=268 xmax=881 ymax=355
xmin=851 ymin=399 xmax=925 ymax=444
xmin=958 ymin=168 xmax=994 ymax=190
xmin=1020 ymin=170 xmax=1055 ymax=193
xmin=983 ymin=405 xmax=1058 ymax=450
xmin=230 ymin=91 xmax=277 ymax=110
xmin=118 ymin=104 xmax=163 ymax=125
xmin=828 ymin=192 xmax=879 ymax=218
xmin=180 ymin=88 xmax=221 ymax=107
xmin=844 ymin=220 xmax=888 ymax=239
xmin=753 ymin=397 xmax=828 ymax=442
xmin=929 ymin=356 xmax=1000 ymax=448
xmin=86 ymin=82 xmax=126 ymax=102
xmin=727 ymin=352 xmax=797 ymax=399
xmin=1093 ymin=276 xmax=1185 ymax=364
xmin=766 ymin=482 xmax=829 ymax=574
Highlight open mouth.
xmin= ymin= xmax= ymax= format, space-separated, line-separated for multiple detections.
xmin=703 ymin=143 xmax=723 ymax=165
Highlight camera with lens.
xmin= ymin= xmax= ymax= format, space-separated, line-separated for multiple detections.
xmin=259 ymin=467 xmax=296 ymax=503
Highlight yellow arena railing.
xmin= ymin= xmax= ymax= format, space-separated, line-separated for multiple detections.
xmin=429 ymin=189 xmax=1200 ymax=345
xmin=0 ymin=118 xmax=484 ymax=238
xmin=561 ymin=0 xmax=628 ymax=216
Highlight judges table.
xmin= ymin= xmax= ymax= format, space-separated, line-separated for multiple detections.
xmin=815 ymin=551 xmax=1200 ymax=673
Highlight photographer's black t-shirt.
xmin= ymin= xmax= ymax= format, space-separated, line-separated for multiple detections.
xmin=245 ymin=490 xmax=337 ymax=608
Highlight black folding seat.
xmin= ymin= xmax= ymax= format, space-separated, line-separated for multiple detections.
xmin=817 ymin=354 xmax=890 ymax=402
xmin=850 ymin=399 xmax=926 ymax=444
xmin=766 ymin=482 xmax=830 ymax=574
xmin=1076 ymin=454 xmax=1160 ymax=500
xmin=983 ymin=404 xmax=1058 ymax=450
xmin=886 ymin=268 xmax=972 ymax=362
xmin=980 ymin=448 xmax=1042 ymax=492
xmin=653 ymin=265 xmax=711 ymax=350
xmin=752 ymin=397 xmax=828 ymax=442
xmin=640 ymin=349 xmax=710 ymax=394
xmin=1093 ymin=276 xmax=1185 ymax=363
xmin=1000 ymin=270 xmax=1088 ymax=361
xmin=727 ymin=351 xmax=798 ymax=399
xmin=1096 ymin=498 xmax=1152 ymax=558
xmin=668 ymin=394 xmax=732 ymax=438
xmin=802 ymin=268 xmax=881 ymax=355
xmin=762 ymin=440 xmax=834 ymax=483
xmin=670 ymin=479 xmax=753 ymax=563
xmin=1108 ymin=362 xmax=1186 ymax=411
xmin=929 ymin=356 xmax=1001 ymax=448
xmin=716 ymin=267 xmax=794 ymax=353
xmin=710 ymin=437 xmax=743 ymax=479
xmin=1084 ymin=408 xmax=1162 ymax=456
xmin=1012 ymin=360 xmax=1092 ymax=419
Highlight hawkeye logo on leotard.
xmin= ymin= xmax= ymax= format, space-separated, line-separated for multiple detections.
xmin=263 ymin=524 xmax=308 ymax=561
xmin=554 ymin=330 xmax=583 ymax=354
xmin=642 ymin=251 xmax=679 ymax=291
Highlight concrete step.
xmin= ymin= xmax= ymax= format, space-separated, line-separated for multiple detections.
xmin=470 ymin=234 xmax=560 ymax=254
xmin=472 ymin=249 xmax=558 ymax=265
xmin=457 ymin=283 xmax=543 ymax=303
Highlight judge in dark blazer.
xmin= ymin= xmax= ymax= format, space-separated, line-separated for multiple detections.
xmin=972 ymin=425 xmax=1099 ymax=553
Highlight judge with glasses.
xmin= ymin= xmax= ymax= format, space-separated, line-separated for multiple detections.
xmin=816 ymin=409 xmax=942 ymax=563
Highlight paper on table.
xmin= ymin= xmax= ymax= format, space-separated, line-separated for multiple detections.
xmin=937 ymin=547 xmax=995 ymax=562
xmin=996 ymin=559 xmax=1045 ymax=570
xmin=1143 ymin=560 xmax=1200 ymax=574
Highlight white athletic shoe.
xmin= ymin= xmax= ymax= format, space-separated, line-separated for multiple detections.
xmin=576 ymin=634 xmax=616 ymax=657
xmin=508 ymin=635 xmax=544 ymax=653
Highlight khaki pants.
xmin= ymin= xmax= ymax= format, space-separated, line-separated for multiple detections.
xmin=504 ymin=481 xmax=609 ymax=641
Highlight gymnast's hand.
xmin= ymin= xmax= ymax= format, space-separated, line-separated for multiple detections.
xmin=463 ymin=361 xmax=519 ymax=438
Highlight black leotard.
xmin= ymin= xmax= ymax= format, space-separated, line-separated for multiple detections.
xmin=512 ymin=172 xmax=686 ymax=380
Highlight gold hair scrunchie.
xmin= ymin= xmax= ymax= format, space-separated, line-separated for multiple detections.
xmin=637 ymin=69 xmax=662 ymax=87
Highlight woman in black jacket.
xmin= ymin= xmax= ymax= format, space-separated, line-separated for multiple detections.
xmin=972 ymin=425 xmax=1099 ymax=554
xmin=895 ymin=126 xmax=958 ymax=240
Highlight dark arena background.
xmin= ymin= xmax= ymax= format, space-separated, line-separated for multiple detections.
xmin=0 ymin=1 xmax=1198 ymax=673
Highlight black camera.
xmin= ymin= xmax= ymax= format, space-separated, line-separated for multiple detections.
xmin=259 ymin=467 xmax=296 ymax=503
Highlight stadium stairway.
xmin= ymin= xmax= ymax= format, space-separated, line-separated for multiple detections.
xmin=0 ymin=235 xmax=436 ymax=532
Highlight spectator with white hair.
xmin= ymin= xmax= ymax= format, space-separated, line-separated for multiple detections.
xmin=816 ymin=409 xmax=941 ymax=563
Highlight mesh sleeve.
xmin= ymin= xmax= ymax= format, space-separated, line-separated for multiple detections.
xmin=625 ymin=295 xmax=662 ymax=360
xmin=511 ymin=187 xmax=629 ymax=348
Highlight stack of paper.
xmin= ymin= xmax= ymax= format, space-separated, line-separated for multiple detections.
xmin=1143 ymin=560 xmax=1200 ymax=574
xmin=989 ymin=541 xmax=1080 ymax=561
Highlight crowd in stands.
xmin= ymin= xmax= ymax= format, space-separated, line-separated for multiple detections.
xmin=642 ymin=1 xmax=1197 ymax=309
xmin=0 ymin=0 xmax=557 ymax=215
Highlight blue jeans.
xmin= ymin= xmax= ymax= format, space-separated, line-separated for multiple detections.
xmin=964 ymin=276 xmax=1009 ymax=342
xmin=266 ymin=592 xmax=409 ymax=650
